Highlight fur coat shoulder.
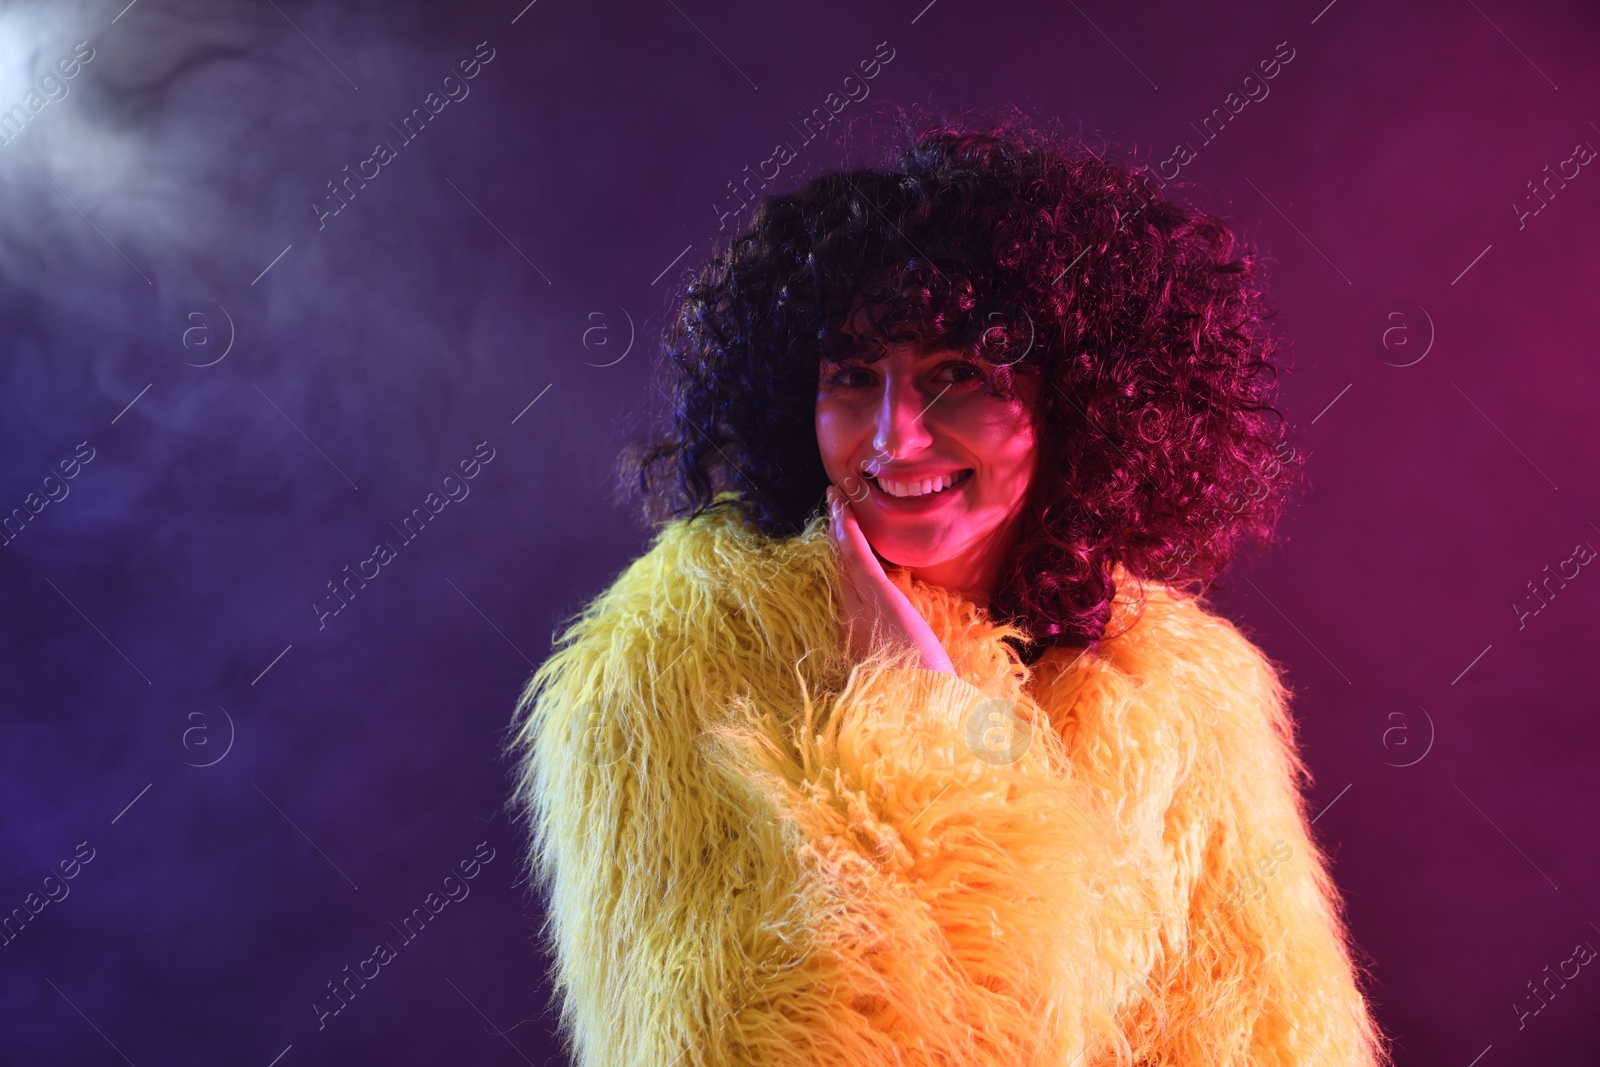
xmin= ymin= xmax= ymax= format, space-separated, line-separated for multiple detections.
xmin=507 ymin=500 xmax=1388 ymax=1066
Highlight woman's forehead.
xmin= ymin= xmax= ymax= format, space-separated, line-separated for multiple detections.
xmin=833 ymin=300 xmax=952 ymax=353
xmin=821 ymin=335 xmax=958 ymax=364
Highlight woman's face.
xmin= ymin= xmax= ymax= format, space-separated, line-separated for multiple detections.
xmin=814 ymin=307 xmax=1041 ymax=603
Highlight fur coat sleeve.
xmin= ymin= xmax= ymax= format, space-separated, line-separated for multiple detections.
xmin=506 ymin=504 xmax=1387 ymax=1067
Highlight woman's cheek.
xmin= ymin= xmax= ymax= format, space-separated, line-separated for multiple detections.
xmin=814 ymin=402 xmax=860 ymax=481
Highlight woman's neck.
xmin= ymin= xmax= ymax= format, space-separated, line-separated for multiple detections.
xmin=903 ymin=533 xmax=1009 ymax=610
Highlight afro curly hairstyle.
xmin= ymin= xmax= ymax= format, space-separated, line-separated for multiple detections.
xmin=615 ymin=108 xmax=1306 ymax=662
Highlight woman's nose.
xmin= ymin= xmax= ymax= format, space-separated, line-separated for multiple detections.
xmin=872 ymin=369 xmax=937 ymax=460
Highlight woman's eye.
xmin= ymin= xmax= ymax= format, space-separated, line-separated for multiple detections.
xmin=940 ymin=362 xmax=984 ymax=383
xmin=821 ymin=366 xmax=871 ymax=388
xmin=820 ymin=361 xmax=989 ymax=390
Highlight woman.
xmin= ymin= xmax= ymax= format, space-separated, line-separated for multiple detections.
xmin=507 ymin=114 xmax=1389 ymax=1066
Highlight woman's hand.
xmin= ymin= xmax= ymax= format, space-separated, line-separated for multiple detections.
xmin=827 ymin=484 xmax=956 ymax=675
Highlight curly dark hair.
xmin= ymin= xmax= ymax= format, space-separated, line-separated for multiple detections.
xmin=615 ymin=107 xmax=1306 ymax=662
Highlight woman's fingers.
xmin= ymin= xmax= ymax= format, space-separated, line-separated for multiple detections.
xmin=826 ymin=483 xmax=957 ymax=675
xmin=828 ymin=484 xmax=913 ymax=661
xmin=828 ymin=485 xmax=880 ymax=657
xmin=828 ymin=487 xmax=865 ymax=588
xmin=829 ymin=485 xmax=889 ymax=589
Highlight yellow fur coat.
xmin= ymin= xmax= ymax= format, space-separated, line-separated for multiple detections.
xmin=508 ymin=500 xmax=1387 ymax=1066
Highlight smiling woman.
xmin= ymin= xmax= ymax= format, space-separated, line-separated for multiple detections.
xmin=507 ymin=111 xmax=1389 ymax=1067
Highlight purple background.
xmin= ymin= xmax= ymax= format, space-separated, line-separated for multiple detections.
xmin=1 ymin=0 xmax=1597 ymax=1063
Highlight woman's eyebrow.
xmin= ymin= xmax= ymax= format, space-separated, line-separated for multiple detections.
xmin=820 ymin=332 xmax=884 ymax=361
xmin=821 ymin=338 xmax=975 ymax=366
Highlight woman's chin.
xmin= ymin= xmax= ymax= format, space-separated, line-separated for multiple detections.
xmin=861 ymin=535 xmax=957 ymax=572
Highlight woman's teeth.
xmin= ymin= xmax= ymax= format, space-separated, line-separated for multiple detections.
xmin=872 ymin=469 xmax=973 ymax=498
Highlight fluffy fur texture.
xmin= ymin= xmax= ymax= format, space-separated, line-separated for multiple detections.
xmin=507 ymin=502 xmax=1387 ymax=1066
